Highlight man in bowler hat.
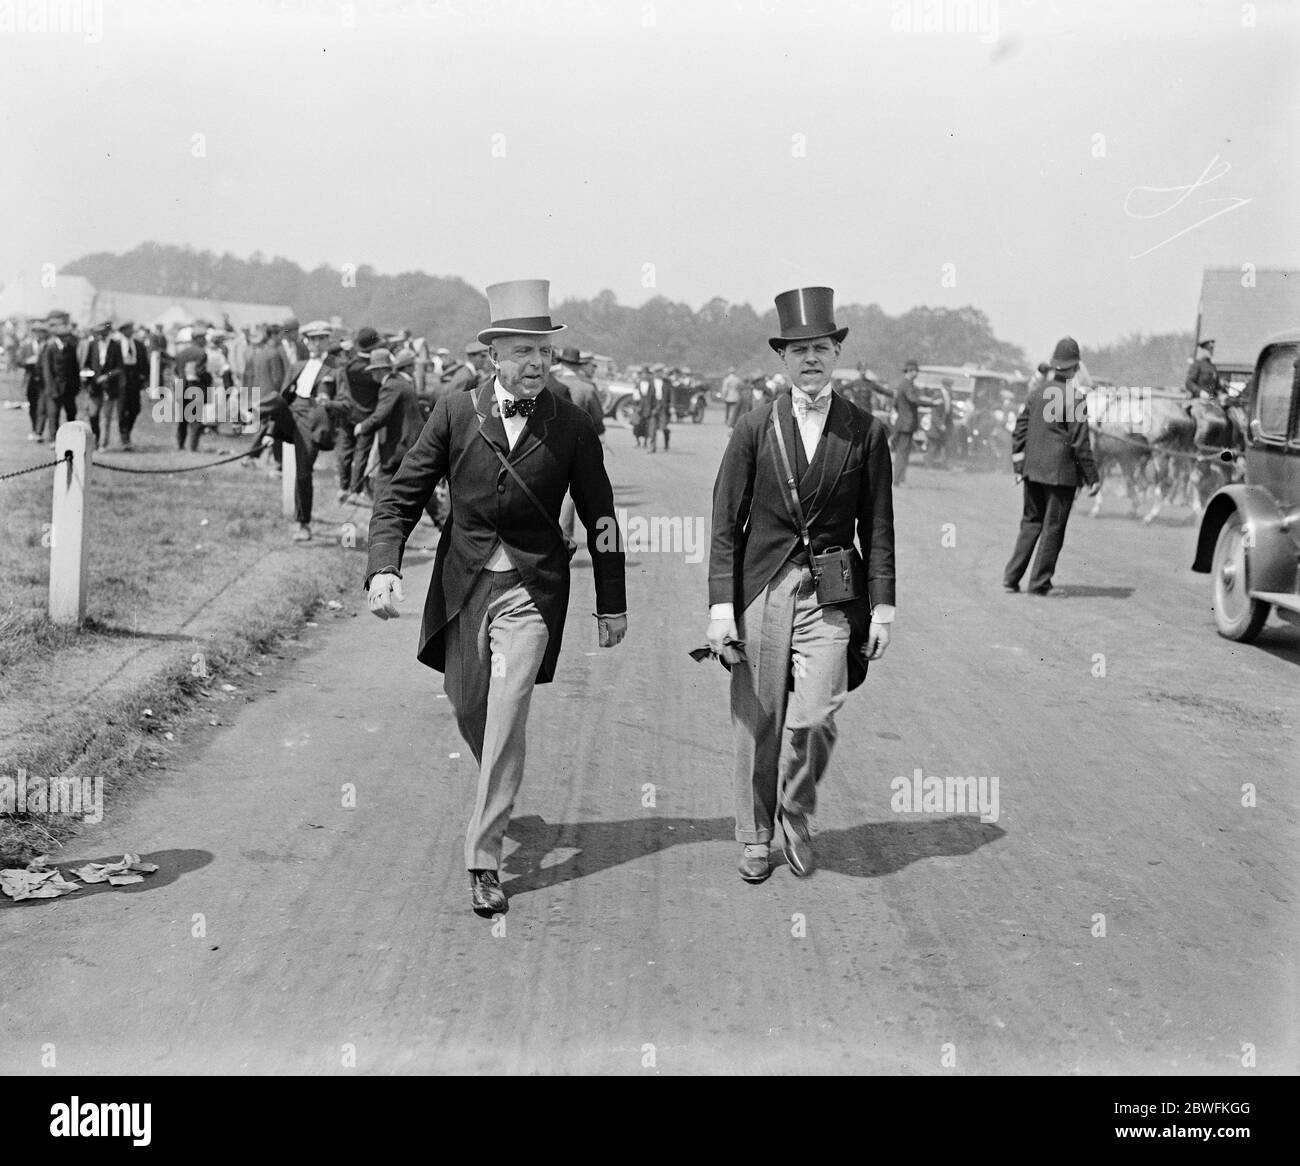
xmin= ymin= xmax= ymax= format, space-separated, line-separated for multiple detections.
xmin=365 ymin=280 xmax=627 ymax=917
xmin=1002 ymin=335 xmax=1100 ymax=595
xmin=708 ymin=287 xmax=895 ymax=884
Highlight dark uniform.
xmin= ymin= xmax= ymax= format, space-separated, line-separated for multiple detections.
xmin=1185 ymin=345 xmax=1220 ymax=398
xmin=1003 ymin=351 xmax=1100 ymax=594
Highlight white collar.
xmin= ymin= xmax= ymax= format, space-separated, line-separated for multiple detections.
xmin=791 ymin=383 xmax=832 ymax=404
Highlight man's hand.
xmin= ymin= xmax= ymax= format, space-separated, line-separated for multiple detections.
xmin=597 ymin=614 xmax=627 ymax=647
xmin=864 ymin=621 xmax=891 ymax=661
xmin=1087 ymin=481 xmax=1101 ymax=496
xmin=1014 ymin=474 xmax=1024 ymax=485
xmin=367 ymin=572 xmax=404 ymax=619
xmin=707 ymin=617 xmax=740 ymax=656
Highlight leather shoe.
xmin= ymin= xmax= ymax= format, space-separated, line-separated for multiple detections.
xmin=738 ymin=844 xmax=770 ymax=884
xmin=469 ymin=869 xmax=508 ymax=916
xmin=1002 ymin=582 xmax=1020 ymax=593
xmin=781 ymin=812 xmax=814 ymax=877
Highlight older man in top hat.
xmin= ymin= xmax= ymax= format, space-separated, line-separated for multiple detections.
xmin=1002 ymin=335 xmax=1100 ymax=596
xmin=366 ymin=279 xmax=627 ymax=917
xmin=1185 ymin=338 xmax=1221 ymax=400
xmin=708 ymin=286 xmax=895 ymax=884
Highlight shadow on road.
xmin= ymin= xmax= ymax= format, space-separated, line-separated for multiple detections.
xmin=500 ymin=813 xmax=1004 ymax=897
xmin=0 ymin=848 xmax=214 ymax=911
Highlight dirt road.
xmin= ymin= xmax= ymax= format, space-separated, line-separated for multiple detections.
xmin=3 ymin=414 xmax=1296 ymax=1074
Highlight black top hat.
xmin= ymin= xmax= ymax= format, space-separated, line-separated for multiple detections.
xmin=1049 ymin=336 xmax=1081 ymax=371
xmin=768 ymin=287 xmax=848 ymax=353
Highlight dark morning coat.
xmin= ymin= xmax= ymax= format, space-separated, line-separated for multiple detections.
xmin=82 ymin=337 xmax=124 ymax=397
xmin=1011 ymin=380 xmax=1100 ymax=488
xmin=365 ymin=380 xmax=626 ymax=684
xmin=356 ymin=371 xmax=424 ymax=474
xmin=709 ymin=390 xmax=895 ymax=692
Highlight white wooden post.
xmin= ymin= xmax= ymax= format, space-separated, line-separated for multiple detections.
xmin=282 ymin=438 xmax=297 ymax=519
xmin=148 ymin=349 xmax=161 ymax=396
xmin=49 ymin=421 xmax=93 ymax=625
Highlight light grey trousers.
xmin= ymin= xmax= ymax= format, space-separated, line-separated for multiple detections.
xmin=730 ymin=560 xmax=851 ymax=844
xmin=444 ymin=568 xmax=550 ymax=870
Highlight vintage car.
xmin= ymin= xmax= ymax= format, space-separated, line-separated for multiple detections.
xmin=1192 ymin=329 xmax=1300 ymax=641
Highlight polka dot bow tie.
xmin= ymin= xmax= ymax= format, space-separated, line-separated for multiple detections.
xmin=792 ymin=393 xmax=830 ymax=418
xmin=501 ymin=397 xmax=537 ymax=419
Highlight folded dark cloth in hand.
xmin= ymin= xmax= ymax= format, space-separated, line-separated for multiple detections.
xmin=688 ymin=641 xmax=747 ymax=667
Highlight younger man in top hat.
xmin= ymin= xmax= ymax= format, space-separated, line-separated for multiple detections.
xmin=365 ymin=280 xmax=627 ymax=917
xmin=1002 ymin=336 xmax=1100 ymax=596
xmin=708 ymin=287 xmax=895 ymax=883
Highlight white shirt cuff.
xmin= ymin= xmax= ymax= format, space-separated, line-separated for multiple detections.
xmin=709 ymin=603 xmax=734 ymax=621
xmin=871 ymin=604 xmax=895 ymax=624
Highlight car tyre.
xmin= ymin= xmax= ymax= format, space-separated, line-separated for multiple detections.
xmin=615 ymin=397 xmax=636 ymax=425
xmin=1211 ymin=514 xmax=1270 ymax=642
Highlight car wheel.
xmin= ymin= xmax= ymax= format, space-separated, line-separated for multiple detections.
xmin=615 ymin=398 xmax=636 ymax=425
xmin=1211 ymin=514 xmax=1270 ymax=642
xmin=692 ymin=400 xmax=705 ymax=423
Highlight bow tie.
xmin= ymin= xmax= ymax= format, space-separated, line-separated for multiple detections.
xmin=501 ymin=397 xmax=536 ymax=419
xmin=792 ymin=393 xmax=830 ymax=418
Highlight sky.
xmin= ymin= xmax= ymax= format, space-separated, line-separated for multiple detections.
xmin=1 ymin=0 xmax=1297 ymax=354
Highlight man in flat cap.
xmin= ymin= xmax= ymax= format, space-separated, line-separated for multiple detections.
xmin=708 ymin=287 xmax=895 ymax=884
xmin=278 ymin=320 xmax=347 ymax=540
xmin=366 ymin=280 xmax=627 ymax=917
xmin=1002 ymin=335 xmax=1100 ymax=596
xmin=20 ymin=319 xmax=49 ymax=441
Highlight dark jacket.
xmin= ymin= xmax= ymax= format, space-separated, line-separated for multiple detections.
xmin=892 ymin=377 xmax=925 ymax=433
xmin=357 ymin=371 xmax=424 ymax=474
xmin=1011 ymin=379 xmax=1100 ymax=487
xmin=709 ymin=391 xmax=895 ymax=692
xmin=174 ymin=342 xmax=211 ymax=388
xmin=279 ymin=356 xmax=346 ymax=403
xmin=1185 ymin=354 xmax=1220 ymax=397
xmin=41 ymin=336 xmax=81 ymax=397
xmin=118 ymin=334 xmax=148 ymax=391
xmin=366 ymin=381 xmax=625 ymax=684
xmin=246 ymin=342 xmax=288 ymax=396
xmin=555 ymin=369 xmax=605 ymax=435
xmin=338 ymin=352 xmax=381 ymax=423
xmin=82 ymin=336 xmax=125 ymax=397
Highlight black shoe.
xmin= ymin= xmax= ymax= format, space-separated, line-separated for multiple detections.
xmin=1002 ymin=582 xmax=1020 ymax=593
xmin=1028 ymin=584 xmax=1055 ymax=596
xmin=469 ymin=869 xmax=508 ymax=916
xmin=781 ymin=812 xmax=814 ymax=877
xmin=738 ymin=845 xmax=771 ymax=884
